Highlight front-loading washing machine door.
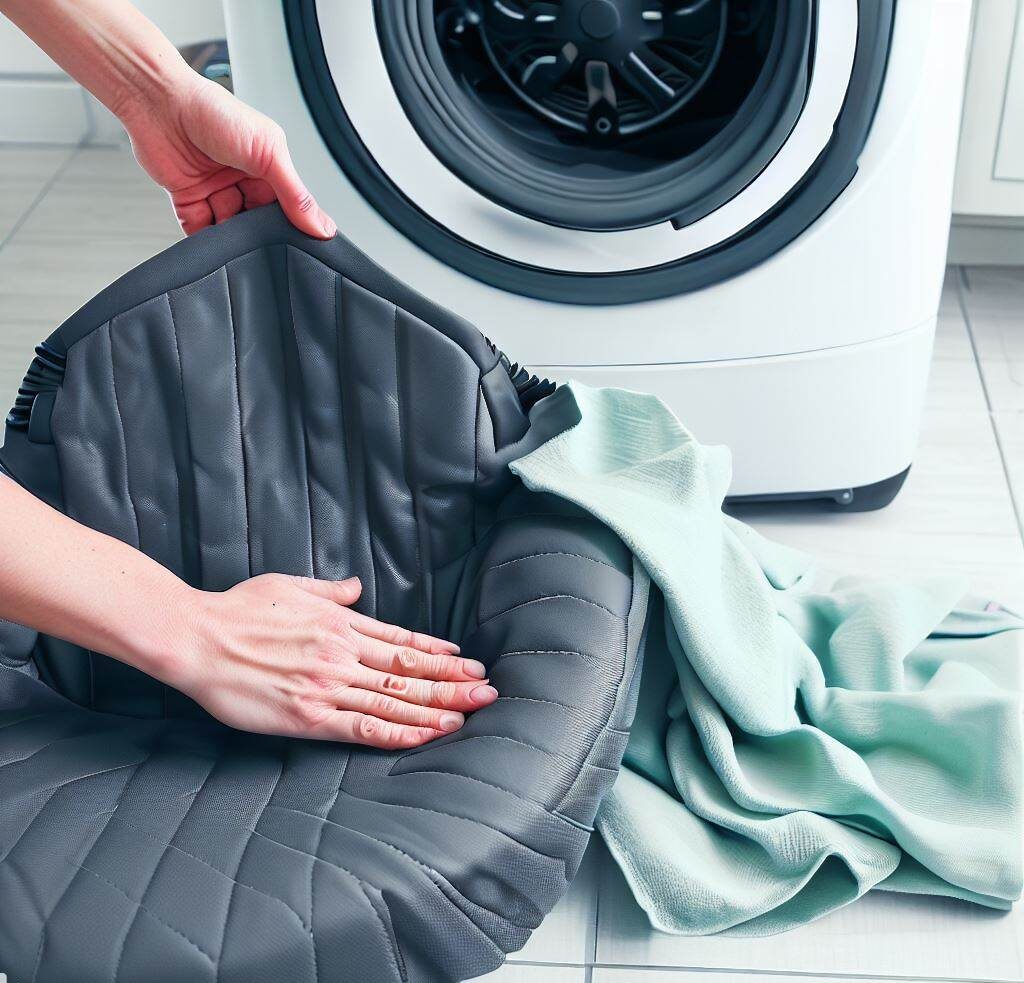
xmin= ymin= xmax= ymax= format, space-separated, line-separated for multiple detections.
xmin=285 ymin=0 xmax=895 ymax=304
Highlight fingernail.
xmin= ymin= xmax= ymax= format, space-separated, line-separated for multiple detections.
xmin=463 ymin=659 xmax=487 ymax=678
xmin=439 ymin=712 xmax=463 ymax=732
xmin=321 ymin=213 xmax=337 ymax=238
xmin=344 ymin=576 xmax=361 ymax=586
xmin=470 ymin=684 xmax=498 ymax=705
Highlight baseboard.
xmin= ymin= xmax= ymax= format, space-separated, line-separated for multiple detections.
xmin=947 ymin=216 xmax=1024 ymax=265
xmin=0 ymin=77 xmax=91 ymax=145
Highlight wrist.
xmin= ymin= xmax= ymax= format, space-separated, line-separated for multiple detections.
xmin=115 ymin=575 xmax=207 ymax=691
xmin=106 ymin=40 xmax=196 ymax=130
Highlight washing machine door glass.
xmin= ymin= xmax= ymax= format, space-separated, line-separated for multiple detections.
xmin=284 ymin=0 xmax=895 ymax=303
xmin=376 ymin=0 xmax=810 ymax=233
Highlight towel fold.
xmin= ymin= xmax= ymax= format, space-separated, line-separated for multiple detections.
xmin=511 ymin=383 xmax=1022 ymax=936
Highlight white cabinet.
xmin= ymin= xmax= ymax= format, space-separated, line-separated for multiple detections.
xmin=954 ymin=1 xmax=1024 ymax=217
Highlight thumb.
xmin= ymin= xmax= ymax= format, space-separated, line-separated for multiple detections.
xmin=296 ymin=576 xmax=362 ymax=606
xmin=263 ymin=144 xmax=336 ymax=240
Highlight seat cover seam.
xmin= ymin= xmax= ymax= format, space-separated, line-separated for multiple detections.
xmin=281 ymin=246 xmax=317 ymax=578
xmin=476 ymin=593 xmax=624 ymax=628
xmin=270 ymin=792 xmax=565 ymax=864
xmin=224 ymin=262 xmax=252 ymax=580
xmin=111 ymin=753 xmax=218 ymax=981
xmin=554 ymin=556 xmax=641 ymax=818
xmin=105 ymin=320 xmax=142 ymax=551
xmin=102 ymin=812 xmax=310 ymax=932
xmin=307 ymin=772 xmax=346 ymax=983
xmin=400 ymin=732 xmax=567 ymax=764
xmin=29 ymin=759 xmax=143 ymax=983
xmin=250 ymin=826 xmax=446 ymax=968
xmin=76 ymin=860 xmax=216 ymax=966
xmin=340 ymin=277 xmax=380 ymax=614
xmin=485 ymin=551 xmax=621 ymax=574
xmin=267 ymin=809 xmax=534 ymax=931
xmin=165 ymin=291 xmax=202 ymax=588
xmin=393 ymin=305 xmax=425 ymax=631
xmin=213 ymin=754 xmax=288 ymax=977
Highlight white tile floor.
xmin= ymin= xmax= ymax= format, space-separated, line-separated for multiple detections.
xmin=1 ymin=145 xmax=1022 ymax=983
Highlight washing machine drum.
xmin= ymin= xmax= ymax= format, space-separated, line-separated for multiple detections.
xmin=286 ymin=0 xmax=895 ymax=302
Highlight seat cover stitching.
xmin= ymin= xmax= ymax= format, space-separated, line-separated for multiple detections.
xmin=384 ymin=766 xmax=560 ymax=816
xmin=111 ymin=754 xmax=218 ymax=982
xmin=75 ymin=860 xmax=216 ymax=965
xmin=486 ymin=551 xmax=620 ymax=574
xmin=476 ymin=593 xmax=623 ymax=629
xmin=393 ymin=304 xmax=425 ymax=632
xmin=267 ymin=795 xmax=564 ymax=866
xmin=0 ymin=761 xmax=141 ymax=868
xmin=106 ymin=320 xmax=142 ymax=550
xmin=250 ymin=828 xmax=506 ymax=961
xmin=354 ymin=881 xmax=406 ymax=982
xmin=281 ymin=246 xmax=317 ymax=578
xmin=340 ymin=277 xmax=380 ymax=615
xmin=554 ymin=553 xmax=638 ymax=817
xmin=400 ymin=733 xmax=565 ymax=763
xmin=28 ymin=759 xmax=142 ymax=983
xmin=103 ymin=813 xmax=309 ymax=931
xmin=263 ymin=811 xmax=533 ymax=930
xmin=214 ymin=754 xmax=287 ymax=977
xmin=495 ymin=695 xmax=579 ymax=712
xmin=224 ymin=262 xmax=252 ymax=580
xmin=307 ymin=774 xmax=346 ymax=983
xmin=165 ymin=291 xmax=202 ymax=588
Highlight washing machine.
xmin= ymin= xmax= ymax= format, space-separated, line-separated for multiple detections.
xmin=223 ymin=0 xmax=972 ymax=509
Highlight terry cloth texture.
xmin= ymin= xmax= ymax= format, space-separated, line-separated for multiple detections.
xmin=0 ymin=206 xmax=650 ymax=983
xmin=511 ymin=382 xmax=1023 ymax=936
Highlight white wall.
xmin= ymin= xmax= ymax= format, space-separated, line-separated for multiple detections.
xmin=0 ymin=0 xmax=226 ymax=145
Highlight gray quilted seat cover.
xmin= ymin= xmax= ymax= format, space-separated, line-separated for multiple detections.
xmin=0 ymin=206 xmax=650 ymax=983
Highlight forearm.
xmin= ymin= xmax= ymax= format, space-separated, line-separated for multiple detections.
xmin=0 ymin=475 xmax=194 ymax=682
xmin=0 ymin=0 xmax=192 ymax=123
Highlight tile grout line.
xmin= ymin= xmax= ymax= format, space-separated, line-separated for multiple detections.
xmin=955 ymin=265 xmax=1024 ymax=548
xmin=578 ymin=964 xmax=1017 ymax=983
xmin=0 ymin=143 xmax=81 ymax=256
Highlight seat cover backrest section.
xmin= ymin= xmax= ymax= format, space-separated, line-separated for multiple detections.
xmin=0 ymin=204 xmax=545 ymax=715
xmin=0 ymin=205 xmax=650 ymax=983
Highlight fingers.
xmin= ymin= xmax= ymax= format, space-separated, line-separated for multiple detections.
xmin=262 ymin=139 xmax=336 ymax=240
xmin=349 ymin=664 xmax=499 ymax=713
xmin=238 ymin=177 xmax=278 ymax=209
xmin=174 ymin=198 xmax=214 ymax=236
xmin=294 ymin=576 xmax=362 ymax=606
xmin=340 ymin=688 xmax=465 ymax=733
xmin=314 ymin=710 xmax=442 ymax=750
xmin=209 ymin=185 xmax=244 ymax=224
xmin=355 ymin=631 xmax=485 ymax=681
xmin=349 ymin=611 xmax=463 ymax=657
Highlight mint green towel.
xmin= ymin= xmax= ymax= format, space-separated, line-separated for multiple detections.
xmin=510 ymin=383 xmax=1023 ymax=936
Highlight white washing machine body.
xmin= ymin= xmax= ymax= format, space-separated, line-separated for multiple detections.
xmin=224 ymin=0 xmax=972 ymax=506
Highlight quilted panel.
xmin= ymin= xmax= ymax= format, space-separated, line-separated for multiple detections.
xmin=0 ymin=205 xmax=649 ymax=982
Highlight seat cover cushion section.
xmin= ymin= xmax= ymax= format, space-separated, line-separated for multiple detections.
xmin=0 ymin=205 xmax=650 ymax=983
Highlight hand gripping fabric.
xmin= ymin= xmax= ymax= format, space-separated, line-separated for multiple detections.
xmin=0 ymin=205 xmax=650 ymax=983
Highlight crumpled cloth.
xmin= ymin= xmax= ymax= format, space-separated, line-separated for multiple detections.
xmin=511 ymin=382 xmax=1023 ymax=936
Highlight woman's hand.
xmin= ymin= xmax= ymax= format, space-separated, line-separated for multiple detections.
xmin=173 ymin=574 xmax=497 ymax=749
xmin=123 ymin=73 xmax=337 ymax=239
xmin=1 ymin=0 xmax=336 ymax=240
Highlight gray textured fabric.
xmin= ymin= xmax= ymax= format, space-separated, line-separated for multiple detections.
xmin=0 ymin=205 xmax=649 ymax=983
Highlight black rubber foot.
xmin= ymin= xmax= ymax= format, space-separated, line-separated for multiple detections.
xmin=725 ymin=466 xmax=911 ymax=514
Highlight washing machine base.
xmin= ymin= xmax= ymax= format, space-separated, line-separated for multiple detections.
xmin=726 ymin=466 xmax=911 ymax=512
xmin=533 ymin=317 xmax=934 ymax=506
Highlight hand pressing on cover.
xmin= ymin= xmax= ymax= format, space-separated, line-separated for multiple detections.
xmin=181 ymin=574 xmax=498 ymax=748
xmin=0 ymin=0 xmax=336 ymax=239
xmin=0 ymin=475 xmax=497 ymax=749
